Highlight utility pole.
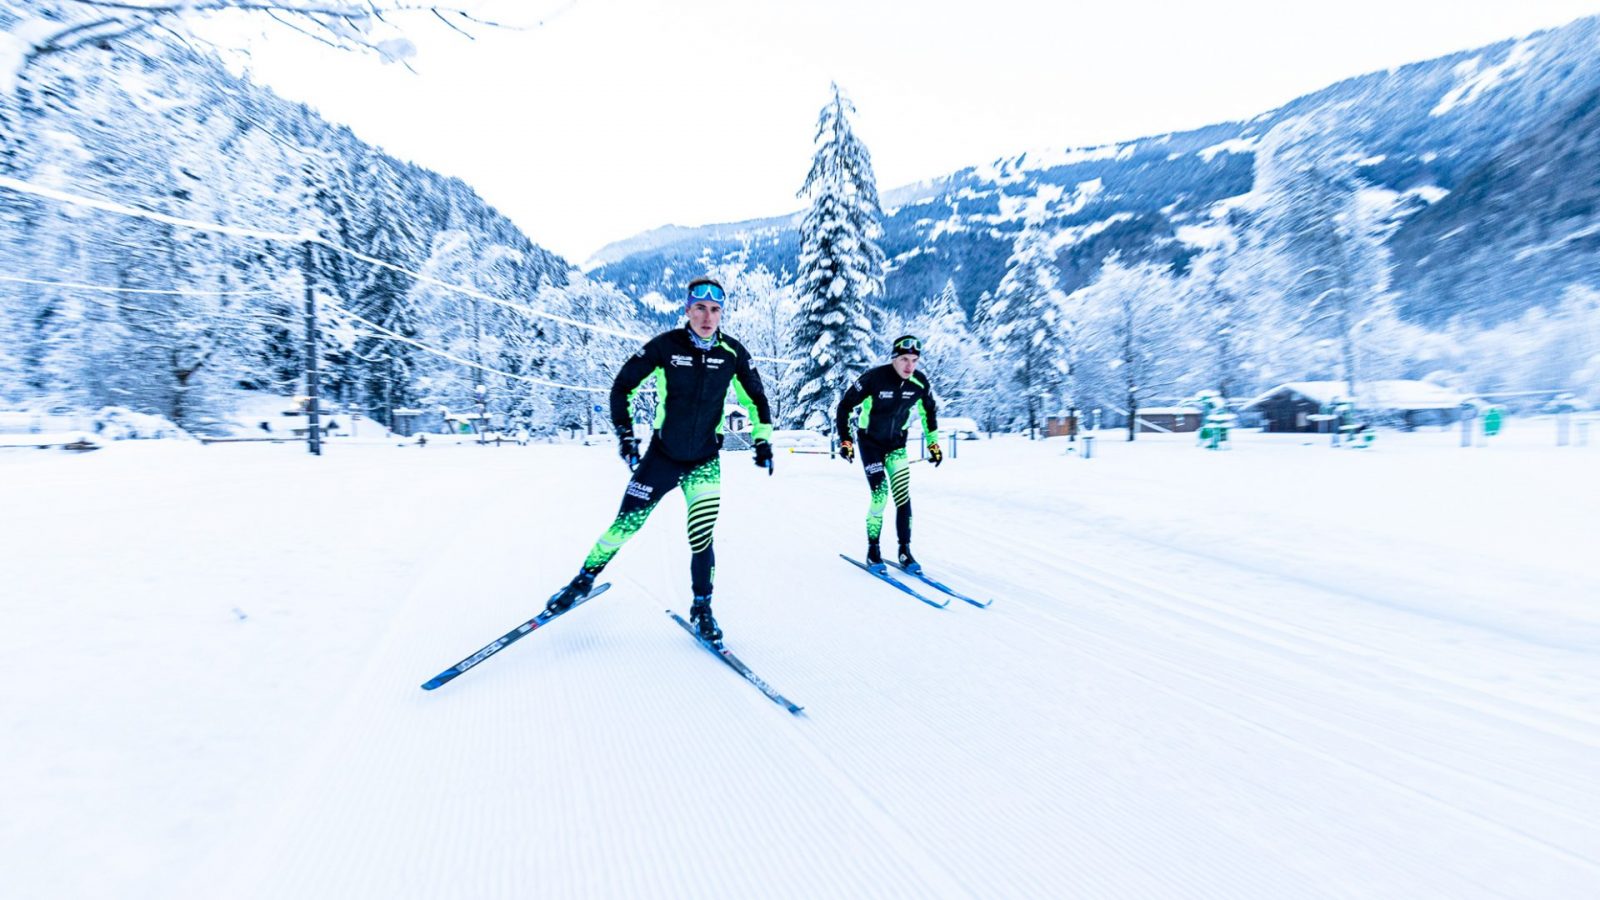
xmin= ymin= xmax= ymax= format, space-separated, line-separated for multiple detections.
xmin=303 ymin=241 xmax=322 ymax=456
xmin=475 ymin=383 xmax=487 ymax=445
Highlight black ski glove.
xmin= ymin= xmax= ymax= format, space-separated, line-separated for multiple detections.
xmin=618 ymin=435 xmax=641 ymax=469
xmin=753 ymin=439 xmax=774 ymax=475
xmin=839 ymin=440 xmax=854 ymax=462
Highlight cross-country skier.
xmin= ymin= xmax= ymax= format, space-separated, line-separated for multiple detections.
xmin=545 ymin=276 xmax=775 ymax=642
xmin=834 ymin=334 xmax=942 ymax=572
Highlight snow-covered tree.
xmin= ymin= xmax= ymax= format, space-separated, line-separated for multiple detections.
xmin=983 ymin=214 xmax=1073 ymax=437
xmin=719 ymin=263 xmax=799 ymax=425
xmin=912 ymin=277 xmax=983 ymax=417
xmin=1251 ymin=110 xmax=1398 ymax=403
xmin=0 ymin=15 xmax=581 ymax=432
xmin=1070 ymin=256 xmax=1189 ymax=441
xmin=347 ymin=155 xmax=425 ymax=425
xmin=533 ymin=275 xmax=640 ymax=435
xmin=1182 ymin=226 xmax=1268 ymax=403
xmin=2 ymin=0 xmax=498 ymax=77
xmin=408 ymin=228 xmax=483 ymax=404
xmin=789 ymin=83 xmax=886 ymax=430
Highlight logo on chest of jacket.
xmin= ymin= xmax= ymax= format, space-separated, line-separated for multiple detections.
xmin=704 ymin=356 xmax=725 ymax=368
xmin=878 ymin=390 xmax=895 ymax=399
xmin=670 ymin=354 xmax=694 ymax=367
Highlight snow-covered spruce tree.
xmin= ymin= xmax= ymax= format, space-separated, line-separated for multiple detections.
xmin=406 ymin=228 xmax=482 ymax=415
xmin=789 ymin=83 xmax=886 ymax=430
xmin=348 ymin=155 xmax=425 ymax=426
xmin=912 ymin=277 xmax=983 ymax=416
xmin=984 ymin=214 xmax=1073 ymax=438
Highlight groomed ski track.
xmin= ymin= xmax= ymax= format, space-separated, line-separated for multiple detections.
xmin=4 ymin=437 xmax=1595 ymax=899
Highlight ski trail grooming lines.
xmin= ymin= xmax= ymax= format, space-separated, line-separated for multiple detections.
xmin=420 ymin=584 xmax=612 ymax=690
xmin=667 ymin=611 xmax=804 ymax=714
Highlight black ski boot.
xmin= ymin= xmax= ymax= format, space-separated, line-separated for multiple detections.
xmin=689 ymin=594 xmax=722 ymax=643
xmin=546 ymin=568 xmax=597 ymax=615
xmin=865 ymin=540 xmax=885 ymax=569
xmin=897 ymin=545 xmax=921 ymax=574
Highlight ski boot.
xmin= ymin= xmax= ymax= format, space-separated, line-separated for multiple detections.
xmin=865 ymin=540 xmax=886 ymax=572
xmin=545 ymin=568 xmax=598 ymax=615
xmin=897 ymin=545 xmax=921 ymax=575
xmin=689 ymin=594 xmax=722 ymax=643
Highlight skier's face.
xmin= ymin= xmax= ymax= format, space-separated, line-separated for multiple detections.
xmin=687 ymin=300 xmax=722 ymax=338
xmin=892 ymin=353 xmax=919 ymax=379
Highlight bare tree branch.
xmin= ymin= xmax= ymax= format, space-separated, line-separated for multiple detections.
xmin=263 ymin=8 xmax=348 ymax=52
xmin=69 ymin=0 xmax=368 ymax=18
xmin=432 ymin=8 xmax=475 ymax=39
xmin=26 ymin=0 xmax=533 ymax=71
xmin=34 ymin=16 xmax=157 ymax=56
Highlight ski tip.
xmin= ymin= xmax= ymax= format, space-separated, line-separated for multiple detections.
xmin=421 ymin=678 xmax=445 ymax=691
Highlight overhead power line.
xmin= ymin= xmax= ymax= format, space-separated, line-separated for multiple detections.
xmin=0 ymin=174 xmax=800 ymax=364
xmin=0 ymin=273 xmax=277 ymax=296
xmin=322 ymin=299 xmax=612 ymax=394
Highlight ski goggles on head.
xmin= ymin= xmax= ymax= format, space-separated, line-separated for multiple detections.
xmin=891 ymin=336 xmax=923 ymax=356
xmin=687 ymin=282 xmax=725 ymax=303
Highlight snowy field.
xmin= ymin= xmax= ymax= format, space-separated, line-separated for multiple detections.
xmin=3 ymin=426 xmax=1597 ymax=899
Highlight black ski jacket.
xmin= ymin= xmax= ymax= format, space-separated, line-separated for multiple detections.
xmin=611 ymin=328 xmax=773 ymax=463
xmin=835 ymin=364 xmax=940 ymax=450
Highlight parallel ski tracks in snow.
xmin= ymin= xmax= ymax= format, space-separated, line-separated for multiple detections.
xmin=998 ymin=588 xmax=1600 ymax=881
xmin=940 ymin=522 xmax=1600 ymax=882
xmin=959 ymin=520 xmax=1600 ymax=743
xmin=198 ymin=453 xmax=1599 ymax=899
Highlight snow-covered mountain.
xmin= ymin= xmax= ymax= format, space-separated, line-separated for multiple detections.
xmin=594 ymin=16 xmax=1600 ymax=327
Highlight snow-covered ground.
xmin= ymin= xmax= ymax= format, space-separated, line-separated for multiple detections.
xmin=3 ymin=426 xmax=1597 ymax=899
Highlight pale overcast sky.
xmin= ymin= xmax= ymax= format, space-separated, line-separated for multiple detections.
xmin=209 ymin=0 xmax=1600 ymax=265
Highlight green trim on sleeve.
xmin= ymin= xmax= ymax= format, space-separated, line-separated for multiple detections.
xmin=731 ymin=369 xmax=773 ymax=441
xmin=915 ymin=399 xmax=939 ymax=444
xmin=856 ymin=395 xmax=874 ymax=432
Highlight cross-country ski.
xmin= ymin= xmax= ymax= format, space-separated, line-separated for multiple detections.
xmin=888 ymin=562 xmax=993 ymax=608
xmin=667 ymin=611 xmax=804 ymax=715
xmin=420 ymin=584 xmax=612 ymax=690
xmin=839 ymin=553 xmax=949 ymax=608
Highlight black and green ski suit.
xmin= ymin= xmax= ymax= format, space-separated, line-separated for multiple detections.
xmin=579 ymin=327 xmax=773 ymax=596
xmin=835 ymin=364 xmax=941 ymax=546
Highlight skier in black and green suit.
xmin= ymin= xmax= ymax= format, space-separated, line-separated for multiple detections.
xmin=546 ymin=276 xmax=774 ymax=642
xmin=835 ymin=335 xmax=943 ymax=573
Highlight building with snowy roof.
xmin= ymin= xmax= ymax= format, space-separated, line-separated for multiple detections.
xmin=1242 ymin=380 xmax=1472 ymax=432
